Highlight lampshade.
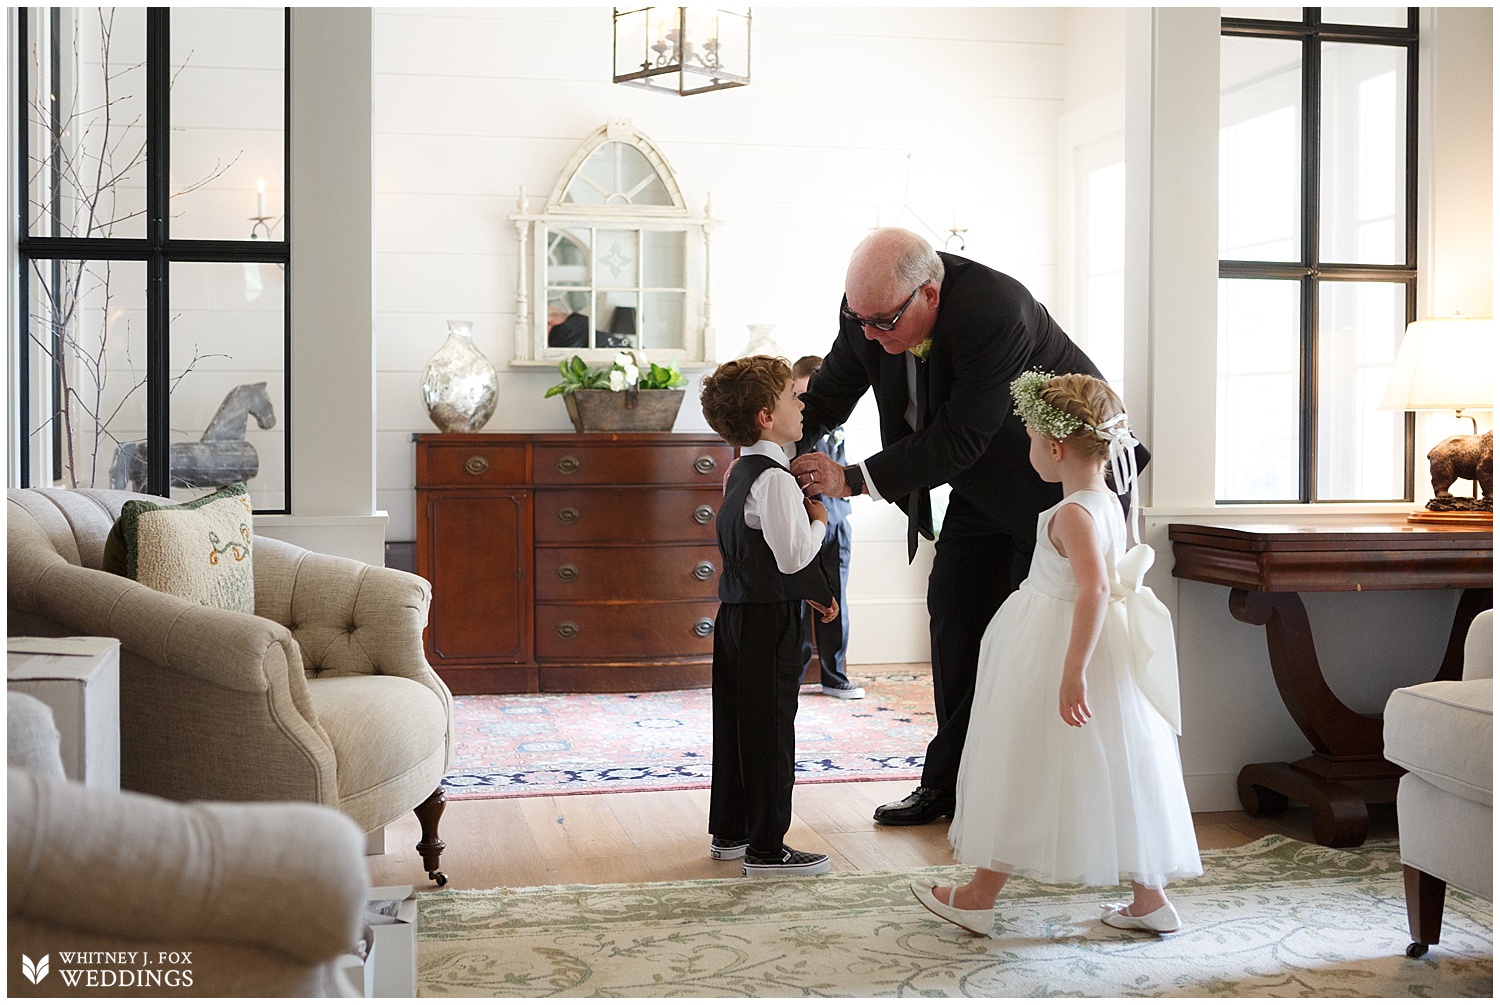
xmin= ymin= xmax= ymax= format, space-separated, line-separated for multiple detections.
xmin=608 ymin=305 xmax=638 ymax=336
xmin=1379 ymin=317 xmax=1495 ymax=412
xmin=613 ymin=6 xmax=751 ymax=96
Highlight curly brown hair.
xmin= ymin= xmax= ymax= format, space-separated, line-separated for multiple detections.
xmin=1037 ymin=373 xmax=1126 ymax=463
xmin=700 ymin=355 xmax=792 ymax=447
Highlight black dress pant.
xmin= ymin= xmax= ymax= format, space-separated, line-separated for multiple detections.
xmin=709 ymin=600 xmax=806 ymax=856
xmin=800 ymin=519 xmax=852 ymax=688
xmin=919 ymin=506 xmax=1033 ymax=794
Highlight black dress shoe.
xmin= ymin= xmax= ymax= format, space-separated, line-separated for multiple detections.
xmin=873 ymin=786 xmax=955 ymax=825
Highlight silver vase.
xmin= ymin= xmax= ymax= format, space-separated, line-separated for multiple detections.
xmin=422 ymin=320 xmax=498 ymax=433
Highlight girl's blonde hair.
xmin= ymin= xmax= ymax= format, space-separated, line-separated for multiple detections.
xmin=1037 ymin=373 xmax=1126 ymax=463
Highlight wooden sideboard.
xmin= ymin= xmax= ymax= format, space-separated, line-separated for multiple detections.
xmin=414 ymin=432 xmax=734 ymax=694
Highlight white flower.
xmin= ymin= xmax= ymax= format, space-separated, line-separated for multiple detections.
xmin=614 ymin=351 xmax=634 ymax=369
xmin=609 ymin=369 xmax=629 ymax=392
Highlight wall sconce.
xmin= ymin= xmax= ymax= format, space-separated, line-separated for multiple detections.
xmin=249 ymin=178 xmax=274 ymax=240
xmin=245 ymin=178 xmax=283 ymax=301
xmin=613 ymin=7 xmax=750 ymax=96
xmin=1379 ymin=315 xmax=1494 ymax=523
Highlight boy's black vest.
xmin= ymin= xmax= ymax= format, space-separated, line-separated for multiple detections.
xmin=717 ymin=453 xmax=833 ymax=606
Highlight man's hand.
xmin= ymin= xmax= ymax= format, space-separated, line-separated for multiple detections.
xmin=804 ymin=497 xmax=828 ymax=524
xmin=808 ymin=597 xmax=840 ymax=624
xmin=790 ymin=452 xmax=849 ymax=498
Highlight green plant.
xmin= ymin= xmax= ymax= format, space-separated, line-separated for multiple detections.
xmin=544 ymin=353 xmax=685 ymax=398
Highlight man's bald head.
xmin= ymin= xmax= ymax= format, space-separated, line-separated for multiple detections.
xmin=843 ymin=228 xmax=945 ymax=354
xmin=846 ymin=228 xmax=944 ymax=304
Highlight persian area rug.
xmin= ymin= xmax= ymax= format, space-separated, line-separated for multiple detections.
xmin=416 ymin=837 xmax=1492 ymax=998
xmin=441 ymin=669 xmax=932 ymax=799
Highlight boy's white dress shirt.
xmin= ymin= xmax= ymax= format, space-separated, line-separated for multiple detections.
xmin=741 ymin=440 xmax=826 ymax=575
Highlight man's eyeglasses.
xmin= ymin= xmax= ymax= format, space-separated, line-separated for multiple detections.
xmin=841 ymin=280 xmax=931 ymax=332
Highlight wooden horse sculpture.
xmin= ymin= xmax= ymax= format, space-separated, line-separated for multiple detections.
xmin=110 ymin=383 xmax=277 ymax=492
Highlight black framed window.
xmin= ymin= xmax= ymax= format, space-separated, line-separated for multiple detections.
xmin=1217 ymin=7 xmax=1418 ymax=503
xmin=15 ymin=7 xmax=291 ymax=512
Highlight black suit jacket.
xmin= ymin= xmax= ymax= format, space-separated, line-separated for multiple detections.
xmin=797 ymin=252 xmax=1142 ymax=551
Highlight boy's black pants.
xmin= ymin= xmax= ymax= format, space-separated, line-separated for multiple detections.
xmin=708 ymin=600 xmax=804 ymax=856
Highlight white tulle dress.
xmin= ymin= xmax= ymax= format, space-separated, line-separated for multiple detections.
xmin=948 ymin=489 xmax=1203 ymax=888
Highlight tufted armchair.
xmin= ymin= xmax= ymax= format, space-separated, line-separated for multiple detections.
xmin=1383 ymin=608 xmax=1492 ymax=958
xmin=9 ymin=692 xmax=370 ymax=997
xmin=7 ymin=488 xmax=454 ymax=885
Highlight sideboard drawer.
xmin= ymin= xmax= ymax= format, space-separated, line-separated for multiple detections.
xmin=535 ymin=544 xmax=720 ymax=602
xmin=532 ymin=443 xmax=732 ymax=486
xmin=534 ymin=601 xmax=718 ymax=660
xmin=534 ymin=487 xmax=722 ymax=544
xmin=418 ymin=444 xmax=526 ymax=487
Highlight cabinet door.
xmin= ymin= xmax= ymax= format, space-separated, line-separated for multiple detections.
xmin=421 ymin=490 xmax=532 ymax=664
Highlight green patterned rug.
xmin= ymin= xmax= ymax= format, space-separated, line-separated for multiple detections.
xmin=416 ymin=836 xmax=1491 ymax=997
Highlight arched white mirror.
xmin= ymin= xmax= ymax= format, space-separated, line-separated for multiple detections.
xmin=510 ymin=118 xmax=717 ymax=366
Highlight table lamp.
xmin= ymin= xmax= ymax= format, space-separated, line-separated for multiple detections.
xmin=1379 ymin=316 xmax=1494 ymax=523
xmin=603 ymin=305 xmax=637 ymax=349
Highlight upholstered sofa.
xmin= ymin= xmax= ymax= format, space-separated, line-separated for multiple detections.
xmin=7 ymin=487 xmax=454 ymax=885
xmin=1383 ymin=608 xmax=1492 ymax=958
xmin=9 ymin=691 xmax=369 ymax=997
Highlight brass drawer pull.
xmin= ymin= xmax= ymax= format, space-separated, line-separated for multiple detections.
xmin=464 ymin=456 xmax=489 ymax=476
xmin=556 ymin=621 xmax=580 ymax=639
xmin=693 ymin=561 xmax=715 ymax=581
xmin=694 ymin=455 xmax=717 ymax=474
xmin=557 ymin=506 xmax=580 ymax=524
xmin=693 ymin=618 xmax=715 ymax=638
xmin=556 ymin=563 xmax=579 ymax=582
xmin=693 ymin=505 xmax=714 ymax=525
xmin=556 ymin=454 xmax=580 ymax=475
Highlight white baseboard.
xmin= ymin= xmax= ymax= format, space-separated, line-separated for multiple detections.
xmin=1185 ymin=772 xmax=1246 ymax=813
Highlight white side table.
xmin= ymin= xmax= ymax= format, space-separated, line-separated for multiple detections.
xmin=8 ymin=637 xmax=121 ymax=790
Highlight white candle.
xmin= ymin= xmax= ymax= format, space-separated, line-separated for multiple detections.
xmin=256 ymin=179 xmax=266 ymax=219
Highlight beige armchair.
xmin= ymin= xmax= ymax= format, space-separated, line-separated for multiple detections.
xmin=7 ymin=487 xmax=454 ymax=885
xmin=9 ymin=692 xmax=370 ymax=997
xmin=1383 ymin=608 xmax=1492 ymax=958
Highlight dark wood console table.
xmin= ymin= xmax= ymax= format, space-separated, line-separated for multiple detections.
xmin=1168 ymin=521 xmax=1492 ymax=847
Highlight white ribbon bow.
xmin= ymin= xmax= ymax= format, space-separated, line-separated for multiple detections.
xmin=1089 ymin=412 xmax=1142 ymax=546
xmin=1113 ymin=543 xmax=1181 ymax=734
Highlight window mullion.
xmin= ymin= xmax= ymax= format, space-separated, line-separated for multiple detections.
xmin=1301 ymin=31 xmax=1320 ymax=502
xmin=144 ymin=9 xmax=171 ymax=496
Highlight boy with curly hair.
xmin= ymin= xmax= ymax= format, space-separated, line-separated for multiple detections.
xmin=699 ymin=355 xmax=838 ymax=876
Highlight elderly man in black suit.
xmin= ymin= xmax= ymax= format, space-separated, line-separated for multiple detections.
xmin=790 ymin=227 xmax=1140 ymax=826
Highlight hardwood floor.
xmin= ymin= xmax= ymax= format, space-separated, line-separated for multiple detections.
xmin=370 ymin=663 xmax=1397 ymax=891
xmin=370 ymin=779 xmax=1399 ymax=892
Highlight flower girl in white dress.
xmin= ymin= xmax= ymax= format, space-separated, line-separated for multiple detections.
xmin=911 ymin=372 xmax=1201 ymax=937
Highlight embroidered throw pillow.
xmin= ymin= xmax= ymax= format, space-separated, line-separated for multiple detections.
xmin=101 ymin=483 xmax=255 ymax=613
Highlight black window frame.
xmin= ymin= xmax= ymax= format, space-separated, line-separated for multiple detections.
xmin=15 ymin=7 xmax=293 ymax=512
xmin=1218 ymin=7 xmax=1419 ymax=504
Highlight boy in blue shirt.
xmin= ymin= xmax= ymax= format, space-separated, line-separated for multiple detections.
xmin=792 ymin=355 xmax=862 ymax=699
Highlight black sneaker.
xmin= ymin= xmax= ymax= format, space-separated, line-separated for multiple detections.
xmin=742 ymin=845 xmax=831 ymax=877
xmin=820 ymin=682 xmax=866 ymax=699
xmin=709 ymin=837 xmax=749 ymax=861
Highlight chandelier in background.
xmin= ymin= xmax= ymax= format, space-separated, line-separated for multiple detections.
xmin=613 ymin=7 xmax=751 ymax=96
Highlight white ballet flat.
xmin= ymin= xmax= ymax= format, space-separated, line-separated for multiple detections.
xmin=1101 ymin=901 xmax=1181 ymax=934
xmin=910 ymin=879 xmax=994 ymax=936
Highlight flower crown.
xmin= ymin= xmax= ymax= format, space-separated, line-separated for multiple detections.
xmin=1010 ymin=370 xmax=1086 ymax=440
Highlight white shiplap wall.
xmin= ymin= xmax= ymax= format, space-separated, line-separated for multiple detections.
xmin=371 ymin=6 xmax=1070 ymax=663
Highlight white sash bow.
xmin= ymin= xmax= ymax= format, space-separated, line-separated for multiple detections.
xmin=1112 ymin=543 xmax=1181 ymax=735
